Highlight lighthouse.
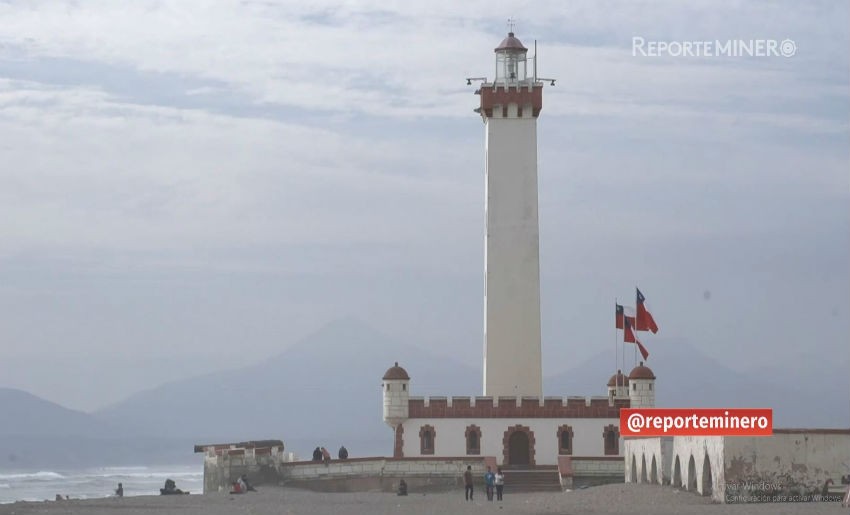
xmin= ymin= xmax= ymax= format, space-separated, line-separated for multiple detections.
xmin=475 ymin=31 xmax=548 ymax=398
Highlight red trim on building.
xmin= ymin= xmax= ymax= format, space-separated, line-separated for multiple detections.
xmin=479 ymin=84 xmax=543 ymax=118
xmin=393 ymin=424 xmax=404 ymax=458
xmin=408 ymin=397 xmax=627 ymax=419
xmin=502 ymin=425 xmax=536 ymax=466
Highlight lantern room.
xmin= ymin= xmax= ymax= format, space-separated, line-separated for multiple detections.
xmin=494 ymin=32 xmax=528 ymax=84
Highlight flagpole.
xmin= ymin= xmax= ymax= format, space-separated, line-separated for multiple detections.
xmin=614 ymin=299 xmax=619 ymax=391
xmin=635 ymin=286 xmax=638 ymax=366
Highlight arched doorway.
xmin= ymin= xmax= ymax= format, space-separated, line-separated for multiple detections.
xmin=687 ymin=455 xmax=697 ymax=491
xmin=673 ymin=456 xmax=682 ymax=488
xmin=508 ymin=431 xmax=530 ymax=465
xmin=650 ymin=455 xmax=658 ymax=484
xmin=701 ymin=455 xmax=713 ymax=496
xmin=640 ymin=454 xmax=648 ymax=483
xmin=502 ymin=425 xmax=535 ymax=467
xmin=630 ymin=454 xmax=637 ymax=483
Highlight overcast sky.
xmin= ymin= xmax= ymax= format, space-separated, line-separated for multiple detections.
xmin=0 ymin=1 xmax=847 ymax=412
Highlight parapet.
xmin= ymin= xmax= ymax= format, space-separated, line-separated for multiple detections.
xmin=194 ymin=439 xmax=284 ymax=457
xmin=407 ymin=396 xmax=626 ymax=419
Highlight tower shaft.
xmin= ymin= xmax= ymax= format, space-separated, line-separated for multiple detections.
xmin=482 ymin=88 xmax=543 ymax=398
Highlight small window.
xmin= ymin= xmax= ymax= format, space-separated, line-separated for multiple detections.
xmin=419 ymin=425 xmax=436 ymax=455
xmin=386 ymin=383 xmax=390 ymax=391
xmin=402 ymin=384 xmax=406 ymax=391
xmin=465 ymin=425 xmax=481 ymax=455
xmin=603 ymin=425 xmax=619 ymax=455
xmin=557 ymin=425 xmax=574 ymax=455
xmin=632 ymin=383 xmax=636 ymax=390
xmin=649 ymin=384 xmax=652 ymax=391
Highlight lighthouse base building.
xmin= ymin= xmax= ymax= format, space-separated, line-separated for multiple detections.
xmin=382 ymin=363 xmax=653 ymax=473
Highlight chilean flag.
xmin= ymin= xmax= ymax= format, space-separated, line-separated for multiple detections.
xmin=615 ymin=304 xmax=636 ymax=330
xmin=624 ymin=317 xmax=650 ymax=360
xmin=636 ymin=288 xmax=659 ymax=334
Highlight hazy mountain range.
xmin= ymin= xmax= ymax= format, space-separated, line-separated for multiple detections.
xmin=1 ymin=318 xmax=847 ymax=468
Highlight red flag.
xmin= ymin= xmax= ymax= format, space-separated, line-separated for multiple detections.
xmin=636 ymin=288 xmax=659 ymax=333
xmin=616 ymin=304 xmax=636 ymax=330
xmin=624 ymin=317 xmax=650 ymax=360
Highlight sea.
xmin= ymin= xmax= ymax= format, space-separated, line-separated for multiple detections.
xmin=0 ymin=465 xmax=203 ymax=504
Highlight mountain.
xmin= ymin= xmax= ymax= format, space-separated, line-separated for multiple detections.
xmin=95 ymin=318 xmax=479 ymax=458
xmin=0 ymin=388 xmax=109 ymax=438
xmin=545 ymin=338 xmax=850 ymax=428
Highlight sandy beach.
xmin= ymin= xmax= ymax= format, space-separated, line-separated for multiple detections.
xmin=0 ymin=484 xmax=844 ymax=515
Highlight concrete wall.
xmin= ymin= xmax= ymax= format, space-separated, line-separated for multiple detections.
xmin=280 ymin=457 xmax=489 ymax=493
xmin=203 ymin=449 xmax=286 ymax=494
xmin=400 ymin=417 xmax=621 ymax=464
xmin=483 ymin=106 xmax=543 ymax=398
xmin=724 ymin=430 xmax=850 ymax=499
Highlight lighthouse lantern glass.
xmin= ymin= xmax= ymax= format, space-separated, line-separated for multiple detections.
xmin=495 ymin=50 xmax=527 ymax=84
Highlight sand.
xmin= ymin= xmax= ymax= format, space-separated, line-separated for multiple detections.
xmin=0 ymin=484 xmax=844 ymax=515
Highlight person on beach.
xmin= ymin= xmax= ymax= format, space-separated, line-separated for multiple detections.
xmin=240 ymin=474 xmax=256 ymax=492
xmin=484 ymin=466 xmax=495 ymax=501
xmin=312 ymin=447 xmax=322 ymax=461
xmin=463 ymin=465 xmax=474 ymax=501
xmin=338 ymin=445 xmax=349 ymax=459
xmin=321 ymin=446 xmax=331 ymax=465
xmin=494 ymin=468 xmax=504 ymax=501
xmin=115 ymin=482 xmax=123 ymax=497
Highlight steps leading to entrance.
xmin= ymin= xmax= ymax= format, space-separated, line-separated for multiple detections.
xmin=502 ymin=466 xmax=562 ymax=492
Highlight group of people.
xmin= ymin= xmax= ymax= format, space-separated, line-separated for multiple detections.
xmin=463 ymin=465 xmax=504 ymax=502
xmin=312 ymin=445 xmax=349 ymax=464
xmin=230 ymin=474 xmax=256 ymax=494
xmin=160 ymin=478 xmax=189 ymax=495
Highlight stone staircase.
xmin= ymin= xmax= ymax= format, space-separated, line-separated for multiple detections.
xmin=502 ymin=466 xmax=562 ymax=492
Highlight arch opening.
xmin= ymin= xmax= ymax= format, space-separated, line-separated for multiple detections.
xmin=673 ymin=456 xmax=682 ymax=488
xmin=687 ymin=455 xmax=697 ymax=491
xmin=650 ymin=455 xmax=658 ymax=484
xmin=640 ymin=454 xmax=648 ymax=483
xmin=701 ymin=455 xmax=713 ymax=496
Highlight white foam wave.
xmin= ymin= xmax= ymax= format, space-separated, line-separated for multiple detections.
xmin=0 ymin=483 xmax=10 ymax=489
xmin=0 ymin=471 xmax=65 ymax=481
xmin=85 ymin=471 xmax=201 ymax=480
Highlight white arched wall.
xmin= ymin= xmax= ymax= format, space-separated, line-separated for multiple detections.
xmin=623 ymin=437 xmax=665 ymax=485
xmin=671 ymin=436 xmax=724 ymax=502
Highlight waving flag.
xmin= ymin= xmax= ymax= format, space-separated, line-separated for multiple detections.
xmin=624 ymin=317 xmax=650 ymax=360
xmin=636 ymin=288 xmax=659 ymax=333
xmin=615 ymin=304 xmax=636 ymax=330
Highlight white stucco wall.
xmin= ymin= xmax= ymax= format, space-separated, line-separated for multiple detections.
xmin=628 ymin=379 xmax=654 ymax=408
xmin=400 ymin=417 xmax=621 ymax=465
xmin=483 ymin=105 xmax=543 ymax=398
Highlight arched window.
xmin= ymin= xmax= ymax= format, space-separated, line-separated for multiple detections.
xmin=419 ymin=425 xmax=436 ymax=455
xmin=556 ymin=425 xmax=574 ymax=455
xmin=603 ymin=424 xmax=619 ymax=455
xmin=465 ymin=425 xmax=482 ymax=455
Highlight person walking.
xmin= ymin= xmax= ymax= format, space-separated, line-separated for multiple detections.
xmin=484 ymin=466 xmax=495 ymax=501
xmin=115 ymin=483 xmax=123 ymax=497
xmin=463 ymin=465 xmax=474 ymax=501
xmin=495 ymin=467 xmax=505 ymax=501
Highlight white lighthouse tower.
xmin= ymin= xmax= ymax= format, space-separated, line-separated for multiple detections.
xmin=475 ymin=30 xmax=550 ymax=398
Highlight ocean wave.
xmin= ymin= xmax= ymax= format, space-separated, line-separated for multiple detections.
xmin=0 ymin=471 xmax=65 ymax=481
xmin=84 ymin=471 xmax=202 ymax=480
xmin=0 ymin=483 xmax=10 ymax=488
